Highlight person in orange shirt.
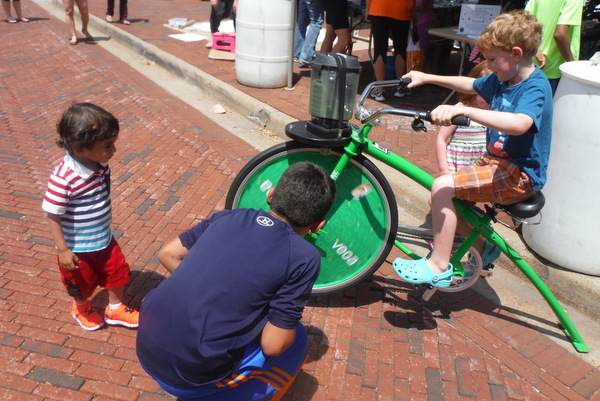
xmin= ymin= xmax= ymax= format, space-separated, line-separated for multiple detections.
xmin=366 ymin=0 xmax=413 ymax=101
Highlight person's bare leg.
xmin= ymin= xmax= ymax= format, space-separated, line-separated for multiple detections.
xmin=63 ymin=0 xmax=78 ymax=44
xmin=427 ymin=174 xmax=458 ymax=273
xmin=2 ymin=1 xmax=14 ymax=20
xmin=75 ymin=0 xmax=92 ymax=40
xmin=331 ymin=28 xmax=351 ymax=53
xmin=394 ymin=54 xmax=407 ymax=78
xmin=320 ymin=23 xmax=335 ymax=52
xmin=373 ymin=55 xmax=386 ymax=81
xmin=456 ymin=216 xmax=486 ymax=254
xmin=13 ymin=0 xmax=23 ymax=19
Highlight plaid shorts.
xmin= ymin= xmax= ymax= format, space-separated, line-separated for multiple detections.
xmin=453 ymin=154 xmax=534 ymax=205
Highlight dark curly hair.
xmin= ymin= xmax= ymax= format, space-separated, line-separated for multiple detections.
xmin=269 ymin=162 xmax=336 ymax=228
xmin=56 ymin=103 xmax=119 ymax=152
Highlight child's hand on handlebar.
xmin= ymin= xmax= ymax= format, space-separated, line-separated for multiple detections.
xmin=402 ymin=71 xmax=428 ymax=88
xmin=430 ymin=105 xmax=467 ymax=126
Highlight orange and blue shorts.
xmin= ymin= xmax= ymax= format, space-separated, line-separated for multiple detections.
xmin=147 ymin=323 xmax=309 ymax=401
xmin=453 ymin=154 xmax=534 ymax=205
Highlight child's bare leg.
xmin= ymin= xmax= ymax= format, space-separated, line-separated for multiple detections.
xmin=105 ymin=285 xmax=139 ymax=327
xmin=107 ymin=286 xmax=124 ymax=305
xmin=427 ymin=174 xmax=457 ymax=273
xmin=456 ymin=218 xmax=486 ymax=254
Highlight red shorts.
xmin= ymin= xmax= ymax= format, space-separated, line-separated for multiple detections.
xmin=453 ymin=154 xmax=534 ymax=205
xmin=59 ymin=237 xmax=131 ymax=301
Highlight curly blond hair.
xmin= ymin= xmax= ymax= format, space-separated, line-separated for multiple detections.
xmin=477 ymin=10 xmax=542 ymax=60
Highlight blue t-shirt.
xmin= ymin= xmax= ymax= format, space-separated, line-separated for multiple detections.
xmin=136 ymin=209 xmax=320 ymax=389
xmin=473 ymin=67 xmax=553 ymax=190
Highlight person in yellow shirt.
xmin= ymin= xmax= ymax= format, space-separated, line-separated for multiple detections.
xmin=525 ymin=0 xmax=584 ymax=95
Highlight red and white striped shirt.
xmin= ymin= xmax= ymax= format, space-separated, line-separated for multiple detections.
xmin=42 ymin=153 xmax=112 ymax=252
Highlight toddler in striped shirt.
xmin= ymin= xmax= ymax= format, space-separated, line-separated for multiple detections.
xmin=42 ymin=103 xmax=139 ymax=331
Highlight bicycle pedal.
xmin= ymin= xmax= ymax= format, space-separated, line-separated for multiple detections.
xmin=479 ymin=270 xmax=493 ymax=278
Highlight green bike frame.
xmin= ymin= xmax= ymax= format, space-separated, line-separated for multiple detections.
xmin=331 ymin=122 xmax=589 ymax=353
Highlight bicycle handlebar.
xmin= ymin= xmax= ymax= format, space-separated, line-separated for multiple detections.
xmin=355 ymin=79 xmax=471 ymax=128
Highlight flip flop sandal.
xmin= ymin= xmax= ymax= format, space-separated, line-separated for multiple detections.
xmin=393 ymin=257 xmax=454 ymax=288
xmin=19 ymin=17 xmax=30 ymax=22
xmin=7 ymin=18 xmax=18 ymax=23
xmin=120 ymin=19 xmax=131 ymax=25
xmin=105 ymin=15 xmax=113 ymax=22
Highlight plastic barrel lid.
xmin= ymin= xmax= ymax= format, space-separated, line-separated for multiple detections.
xmin=559 ymin=60 xmax=600 ymax=88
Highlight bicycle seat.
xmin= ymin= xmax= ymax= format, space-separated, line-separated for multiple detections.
xmin=496 ymin=191 xmax=545 ymax=219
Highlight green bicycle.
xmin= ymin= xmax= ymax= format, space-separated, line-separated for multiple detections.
xmin=225 ymin=79 xmax=588 ymax=353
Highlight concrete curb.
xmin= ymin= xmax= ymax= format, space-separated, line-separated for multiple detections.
xmin=39 ymin=0 xmax=600 ymax=327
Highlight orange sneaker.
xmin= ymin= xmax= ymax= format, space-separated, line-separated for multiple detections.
xmin=72 ymin=301 xmax=104 ymax=331
xmin=104 ymin=304 xmax=139 ymax=328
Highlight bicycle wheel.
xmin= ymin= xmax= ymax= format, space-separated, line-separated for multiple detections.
xmin=226 ymin=142 xmax=398 ymax=295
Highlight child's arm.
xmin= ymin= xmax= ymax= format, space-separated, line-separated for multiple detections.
xmin=432 ymin=105 xmax=534 ymax=136
xmin=157 ymin=236 xmax=189 ymax=273
xmin=435 ymin=125 xmax=456 ymax=175
xmin=261 ymin=321 xmax=296 ymax=356
xmin=403 ymin=70 xmax=477 ymax=94
xmin=47 ymin=213 xmax=80 ymax=271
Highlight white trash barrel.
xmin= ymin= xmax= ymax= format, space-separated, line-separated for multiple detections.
xmin=522 ymin=60 xmax=600 ymax=275
xmin=235 ymin=0 xmax=294 ymax=88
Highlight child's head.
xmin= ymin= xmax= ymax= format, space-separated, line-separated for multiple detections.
xmin=457 ymin=62 xmax=493 ymax=107
xmin=56 ymin=103 xmax=119 ymax=153
xmin=477 ymin=10 xmax=542 ymax=60
xmin=269 ymin=162 xmax=336 ymax=228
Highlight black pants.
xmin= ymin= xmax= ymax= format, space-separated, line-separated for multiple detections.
xmin=210 ymin=0 xmax=236 ymax=33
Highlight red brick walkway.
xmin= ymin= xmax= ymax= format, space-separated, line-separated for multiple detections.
xmin=0 ymin=1 xmax=598 ymax=400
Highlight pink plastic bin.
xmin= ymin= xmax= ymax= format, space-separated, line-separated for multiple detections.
xmin=212 ymin=32 xmax=236 ymax=53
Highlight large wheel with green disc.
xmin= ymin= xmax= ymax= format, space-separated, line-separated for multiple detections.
xmin=225 ymin=142 xmax=398 ymax=295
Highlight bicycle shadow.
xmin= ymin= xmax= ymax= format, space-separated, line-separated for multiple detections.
xmin=433 ymin=278 xmax=569 ymax=342
xmin=376 ymin=262 xmax=568 ymax=342
xmin=309 ymin=274 xmax=387 ymax=308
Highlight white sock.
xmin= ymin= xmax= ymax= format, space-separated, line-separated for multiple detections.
xmin=109 ymin=302 xmax=122 ymax=311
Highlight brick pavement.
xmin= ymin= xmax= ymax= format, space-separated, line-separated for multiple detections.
xmin=0 ymin=1 xmax=598 ymax=401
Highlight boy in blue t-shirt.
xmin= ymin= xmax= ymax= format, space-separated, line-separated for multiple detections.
xmin=397 ymin=10 xmax=552 ymax=288
xmin=136 ymin=162 xmax=336 ymax=401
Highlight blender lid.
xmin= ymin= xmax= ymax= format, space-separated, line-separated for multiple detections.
xmin=311 ymin=52 xmax=362 ymax=73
